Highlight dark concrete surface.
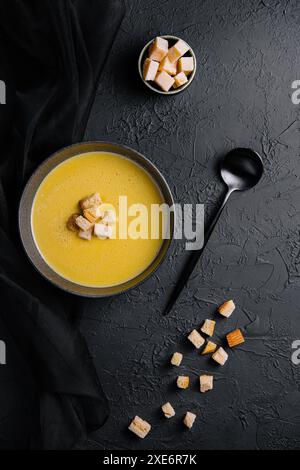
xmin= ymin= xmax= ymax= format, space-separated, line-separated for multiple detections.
xmin=81 ymin=0 xmax=300 ymax=450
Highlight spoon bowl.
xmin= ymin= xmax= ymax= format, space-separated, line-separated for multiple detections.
xmin=221 ymin=148 xmax=263 ymax=191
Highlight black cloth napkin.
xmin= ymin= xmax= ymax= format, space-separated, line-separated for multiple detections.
xmin=0 ymin=0 xmax=125 ymax=449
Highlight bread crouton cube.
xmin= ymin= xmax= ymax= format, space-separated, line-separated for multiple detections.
xmin=218 ymin=300 xmax=235 ymax=318
xmin=167 ymin=39 xmax=189 ymax=63
xmin=212 ymin=347 xmax=228 ymax=366
xmin=83 ymin=206 xmax=104 ymax=223
xmin=80 ymin=193 xmax=101 ymax=210
xmin=148 ymin=37 xmax=168 ymax=62
xmin=143 ymin=58 xmax=159 ymax=81
xmin=66 ymin=213 xmax=80 ymax=232
xmin=162 ymin=402 xmax=175 ymax=418
xmin=178 ymin=56 xmax=194 ymax=74
xmin=177 ymin=376 xmax=189 ymax=389
xmin=226 ymin=329 xmax=245 ymax=348
xmin=200 ymin=375 xmax=213 ymax=393
xmin=171 ymin=352 xmax=183 ymax=366
xmin=183 ymin=411 xmax=196 ymax=429
xmin=201 ymin=341 xmax=217 ymax=355
xmin=128 ymin=416 xmax=151 ymax=439
xmin=188 ymin=329 xmax=205 ymax=349
xmin=83 ymin=209 xmax=97 ymax=223
xmin=78 ymin=228 xmax=92 ymax=241
xmin=75 ymin=215 xmax=93 ymax=231
xmin=173 ymin=71 xmax=188 ymax=88
xmin=201 ymin=319 xmax=216 ymax=337
xmin=158 ymin=56 xmax=177 ymax=76
xmin=94 ymin=223 xmax=113 ymax=239
xmin=154 ymin=71 xmax=175 ymax=92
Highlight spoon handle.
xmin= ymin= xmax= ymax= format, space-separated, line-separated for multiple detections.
xmin=163 ymin=187 xmax=234 ymax=315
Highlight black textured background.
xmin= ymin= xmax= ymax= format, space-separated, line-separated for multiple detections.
xmin=79 ymin=0 xmax=300 ymax=450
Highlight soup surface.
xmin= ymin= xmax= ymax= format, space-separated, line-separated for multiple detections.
xmin=32 ymin=151 xmax=164 ymax=287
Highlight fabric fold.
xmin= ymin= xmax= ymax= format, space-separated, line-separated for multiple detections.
xmin=0 ymin=0 xmax=125 ymax=449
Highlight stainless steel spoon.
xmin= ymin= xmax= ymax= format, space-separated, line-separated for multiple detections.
xmin=164 ymin=147 xmax=264 ymax=315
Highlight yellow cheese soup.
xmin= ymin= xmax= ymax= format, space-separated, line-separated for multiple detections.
xmin=32 ymin=152 xmax=164 ymax=287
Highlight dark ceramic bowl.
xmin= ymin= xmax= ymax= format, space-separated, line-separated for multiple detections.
xmin=19 ymin=141 xmax=174 ymax=297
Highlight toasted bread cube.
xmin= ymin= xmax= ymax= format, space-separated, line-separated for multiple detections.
xmin=188 ymin=329 xmax=205 ymax=349
xmin=66 ymin=213 xmax=80 ymax=232
xmin=83 ymin=206 xmax=104 ymax=223
xmin=183 ymin=411 xmax=196 ymax=429
xmin=173 ymin=71 xmax=188 ymax=88
xmin=178 ymin=56 xmax=194 ymax=75
xmin=162 ymin=402 xmax=175 ymax=418
xmin=167 ymin=39 xmax=189 ymax=63
xmin=143 ymin=58 xmax=159 ymax=81
xmin=94 ymin=223 xmax=113 ymax=239
xmin=148 ymin=37 xmax=168 ymax=62
xmin=158 ymin=56 xmax=177 ymax=76
xmin=171 ymin=352 xmax=183 ymax=366
xmin=200 ymin=375 xmax=213 ymax=393
xmin=155 ymin=71 xmax=175 ymax=92
xmin=75 ymin=215 xmax=93 ymax=231
xmin=201 ymin=319 xmax=216 ymax=337
xmin=218 ymin=300 xmax=235 ymax=318
xmin=102 ymin=209 xmax=116 ymax=225
xmin=177 ymin=375 xmax=189 ymax=389
xmin=128 ymin=416 xmax=151 ymax=439
xmin=80 ymin=193 xmax=101 ymax=210
xmin=226 ymin=329 xmax=245 ymax=348
xmin=83 ymin=209 xmax=97 ymax=223
xmin=212 ymin=347 xmax=228 ymax=366
xmin=201 ymin=341 xmax=217 ymax=355
xmin=78 ymin=228 xmax=92 ymax=241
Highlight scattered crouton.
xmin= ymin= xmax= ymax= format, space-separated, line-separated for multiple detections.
xmin=66 ymin=213 xmax=80 ymax=232
xmin=188 ymin=329 xmax=205 ymax=349
xmin=177 ymin=376 xmax=189 ymax=389
xmin=128 ymin=416 xmax=151 ymax=439
xmin=201 ymin=319 xmax=216 ymax=337
xmin=226 ymin=329 xmax=245 ymax=348
xmin=171 ymin=352 xmax=183 ymax=366
xmin=201 ymin=341 xmax=217 ymax=355
xmin=80 ymin=193 xmax=101 ymax=210
xmin=183 ymin=411 xmax=196 ymax=429
xmin=162 ymin=402 xmax=175 ymax=418
xmin=75 ymin=215 xmax=93 ymax=231
xmin=78 ymin=228 xmax=92 ymax=241
xmin=212 ymin=347 xmax=228 ymax=366
xmin=200 ymin=375 xmax=213 ymax=393
xmin=218 ymin=300 xmax=235 ymax=318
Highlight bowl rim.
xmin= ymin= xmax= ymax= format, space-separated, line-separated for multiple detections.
xmin=19 ymin=141 xmax=175 ymax=298
xmin=138 ymin=34 xmax=197 ymax=95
